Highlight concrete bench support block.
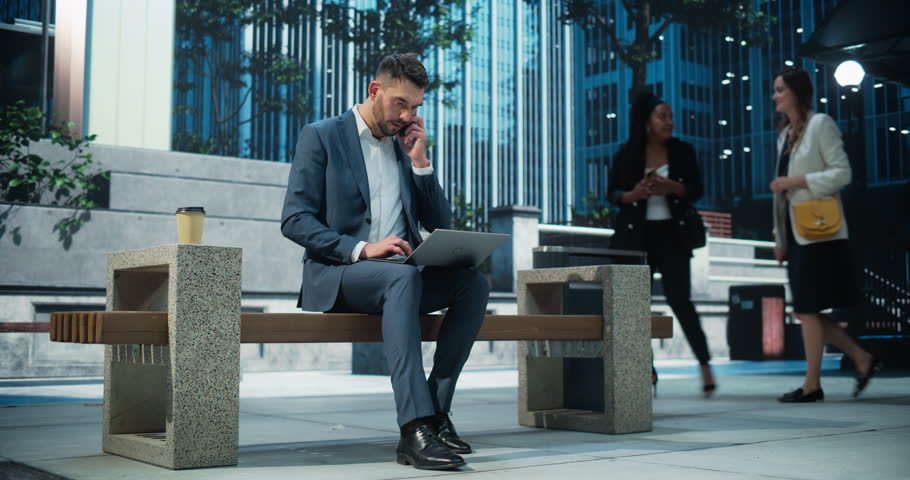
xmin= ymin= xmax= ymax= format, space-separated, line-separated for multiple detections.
xmin=102 ymin=245 xmax=242 ymax=469
xmin=517 ymin=265 xmax=652 ymax=434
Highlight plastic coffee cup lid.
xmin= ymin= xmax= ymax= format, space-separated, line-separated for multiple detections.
xmin=176 ymin=207 xmax=206 ymax=214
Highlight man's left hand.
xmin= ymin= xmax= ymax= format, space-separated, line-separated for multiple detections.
xmin=399 ymin=116 xmax=429 ymax=168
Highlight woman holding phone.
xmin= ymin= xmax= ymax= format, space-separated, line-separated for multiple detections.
xmin=769 ymin=67 xmax=879 ymax=402
xmin=608 ymin=91 xmax=716 ymax=397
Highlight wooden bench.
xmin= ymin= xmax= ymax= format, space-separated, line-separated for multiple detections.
xmin=47 ymin=311 xmax=672 ymax=345
xmin=45 ymin=245 xmax=659 ymax=469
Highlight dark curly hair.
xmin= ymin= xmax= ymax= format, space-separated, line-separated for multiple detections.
xmin=613 ymin=90 xmax=667 ymax=187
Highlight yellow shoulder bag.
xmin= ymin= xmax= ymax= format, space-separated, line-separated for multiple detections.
xmin=788 ymin=195 xmax=842 ymax=241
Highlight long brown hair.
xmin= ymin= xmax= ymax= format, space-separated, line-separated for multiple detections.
xmin=774 ymin=67 xmax=814 ymax=153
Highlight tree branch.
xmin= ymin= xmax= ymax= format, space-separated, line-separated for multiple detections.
xmin=648 ymin=17 xmax=674 ymax=45
xmin=216 ymin=88 xmax=254 ymax=126
xmin=580 ymin=3 xmax=632 ymax=64
xmin=620 ymin=0 xmax=635 ymax=17
xmin=203 ymin=53 xmax=222 ymax=126
xmin=234 ymin=107 xmax=275 ymax=127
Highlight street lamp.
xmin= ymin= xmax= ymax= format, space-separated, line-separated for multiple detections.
xmin=832 ymin=60 xmax=866 ymax=191
xmin=834 ymin=60 xmax=865 ymax=88
xmin=833 ymin=60 xmax=867 ymax=341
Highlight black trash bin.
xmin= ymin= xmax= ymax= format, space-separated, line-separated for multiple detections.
xmin=727 ymin=285 xmax=790 ymax=360
xmin=532 ymin=246 xmax=647 ymax=411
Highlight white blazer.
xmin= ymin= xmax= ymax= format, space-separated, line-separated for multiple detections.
xmin=773 ymin=111 xmax=851 ymax=249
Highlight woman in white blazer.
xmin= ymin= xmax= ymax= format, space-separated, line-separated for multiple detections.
xmin=769 ymin=68 xmax=880 ymax=403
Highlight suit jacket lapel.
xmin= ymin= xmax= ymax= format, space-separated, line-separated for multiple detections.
xmin=340 ymin=111 xmax=371 ymax=213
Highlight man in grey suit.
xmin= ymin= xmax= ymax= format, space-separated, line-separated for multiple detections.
xmin=281 ymin=54 xmax=489 ymax=470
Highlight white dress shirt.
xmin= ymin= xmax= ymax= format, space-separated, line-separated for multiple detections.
xmin=351 ymin=106 xmax=433 ymax=261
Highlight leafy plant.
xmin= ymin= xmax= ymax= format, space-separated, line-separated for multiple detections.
xmin=570 ymin=191 xmax=612 ymax=228
xmin=451 ymin=191 xmax=487 ymax=232
xmin=1 ymin=101 xmax=105 ymax=247
xmin=449 ymin=191 xmax=491 ymax=273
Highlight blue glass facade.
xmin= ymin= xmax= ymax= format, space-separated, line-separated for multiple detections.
xmin=172 ymin=0 xmax=575 ymax=224
xmin=170 ymin=0 xmax=908 ymax=230
xmin=575 ymin=0 xmax=910 ymax=228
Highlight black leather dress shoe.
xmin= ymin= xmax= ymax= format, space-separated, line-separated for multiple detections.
xmin=433 ymin=413 xmax=472 ymax=454
xmin=778 ymin=387 xmax=824 ymax=403
xmin=396 ymin=421 xmax=465 ymax=470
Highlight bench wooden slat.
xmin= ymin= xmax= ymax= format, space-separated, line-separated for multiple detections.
xmin=0 ymin=322 xmax=52 ymax=333
xmin=47 ymin=312 xmax=672 ymax=345
xmin=87 ymin=312 xmax=96 ymax=344
xmin=63 ymin=312 xmax=72 ymax=342
xmin=651 ymin=315 xmax=672 ymax=339
xmin=240 ymin=313 xmax=605 ymax=343
xmin=95 ymin=312 xmax=169 ymax=345
xmin=79 ymin=313 xmax=88 ymax=343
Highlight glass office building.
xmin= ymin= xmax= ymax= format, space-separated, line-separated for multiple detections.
xmin=171 ymin=0 xmax=575 ymax=223
xmin=575 ymin=0 xmax=909 ymax=223
xmin=166 ymin=0 xmax=910 ymax=228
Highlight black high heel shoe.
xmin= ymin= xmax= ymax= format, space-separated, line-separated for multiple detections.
xmin=854 ymin=357 xmax=882 ymax=398
xmin=702 ymin=383 xmax=716 ymax=398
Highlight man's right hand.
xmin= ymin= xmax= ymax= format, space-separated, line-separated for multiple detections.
xmin=360 ymin=235 xmax=413 ymax=259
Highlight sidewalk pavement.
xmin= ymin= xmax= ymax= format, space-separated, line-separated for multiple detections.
xmin=1 ymin=357 xmax=908 ymax=479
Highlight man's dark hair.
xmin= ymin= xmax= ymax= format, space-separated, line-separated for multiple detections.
xmin=376 ymin=53 xmax=429 ymax=89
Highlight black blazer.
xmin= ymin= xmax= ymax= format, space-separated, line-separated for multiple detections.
xmin=607 ymin=138 xmax=703 ymax=253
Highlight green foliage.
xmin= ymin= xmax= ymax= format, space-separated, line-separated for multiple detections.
xmin=173 ymin=0 xmax=474 ymax=158
xmin=570 ymin=191 xmax=612 ymax=228
xmin=450 ymin=190 xmax=491 ymax=273
xmin=451 ymin=191 xmax=487 ymax=232
xmin=557 ymin=0 xmax=774 ymax=90
xmin=321 ymin=0 xmax=474 ymax=104
xmin=172 ymin=0 xmax=313 ymax=158
xmin=1 ymin=101 xmax=105 ymax=246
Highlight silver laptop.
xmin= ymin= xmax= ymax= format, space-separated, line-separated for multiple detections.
xmin=369 ymin=229 xmax=509 ymax=267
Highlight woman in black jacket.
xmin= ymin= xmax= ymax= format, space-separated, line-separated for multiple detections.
xmin=608 ymin=91 xmax=716 ymax=396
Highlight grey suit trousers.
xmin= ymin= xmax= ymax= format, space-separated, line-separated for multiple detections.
xmin=332 ymin=261 xmax=490 ymax=426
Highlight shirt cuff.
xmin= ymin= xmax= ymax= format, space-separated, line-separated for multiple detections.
xmin=412 ymin=165 xmax=434 ymax=176
xmin=351 ymin=241 xmax=368 ymax=263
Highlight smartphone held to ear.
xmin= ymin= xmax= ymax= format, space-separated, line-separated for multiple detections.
xmin=397 ymin=121 xmax=414 ymax=136
xmin=398 ymin=122 xmax=416 ymax=148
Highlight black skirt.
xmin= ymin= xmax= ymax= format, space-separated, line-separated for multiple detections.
xmin=784 ymin=213 xmax=861 ymax=313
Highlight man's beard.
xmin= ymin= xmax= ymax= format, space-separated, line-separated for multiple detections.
xmin=372 ymin=103 xmax=398 ymax=138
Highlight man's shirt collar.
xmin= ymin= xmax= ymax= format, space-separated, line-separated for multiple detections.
xmin=353 ymin=105 xmax=392 ymax=145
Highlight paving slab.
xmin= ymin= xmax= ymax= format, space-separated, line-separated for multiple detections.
xmin=1 ymin=362 xmax=907 ymax=480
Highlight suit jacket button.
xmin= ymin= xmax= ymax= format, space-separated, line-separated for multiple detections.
xmin=632 ymin=201 xmax=638 ymax=207
xmin=628 ymin=224 xmax=634 ymax=230
xmin=366 ymin=218 xmax=372 ymax=224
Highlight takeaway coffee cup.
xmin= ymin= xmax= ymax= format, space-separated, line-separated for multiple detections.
xmin=175 ymin=207 xmax=206 ymax=244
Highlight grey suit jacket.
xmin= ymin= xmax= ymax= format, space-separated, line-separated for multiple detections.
xmin=280 ymin=109 xmax=452 ymax=312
